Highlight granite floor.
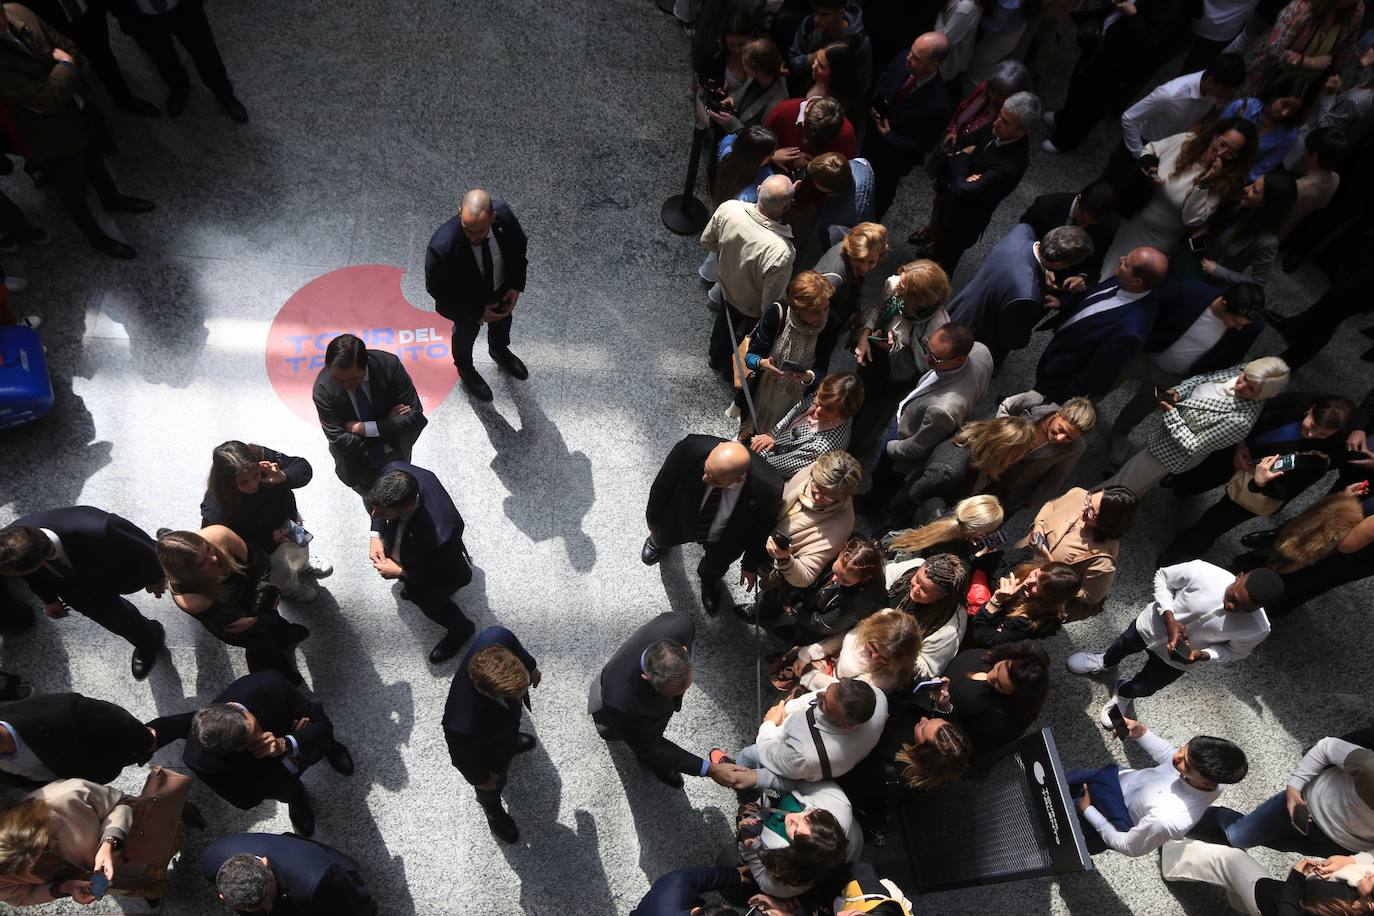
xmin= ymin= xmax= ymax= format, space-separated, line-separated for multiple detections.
xmin=1 ymin=1 xmax=1370 ymax=914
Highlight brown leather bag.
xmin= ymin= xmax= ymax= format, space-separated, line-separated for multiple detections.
xmin=121 ymin=767 xmax=192 ymax=865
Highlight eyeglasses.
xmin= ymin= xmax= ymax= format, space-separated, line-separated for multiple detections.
xmin=919 ymin=336 xmax=958 ymax=366
xmin=1211 ymin=136 xmax=1241 ymax=161
xmin=1082 ymin=492 xmax=1099 ymax=522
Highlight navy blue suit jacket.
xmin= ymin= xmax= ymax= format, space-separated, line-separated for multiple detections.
xmin=425 ymin=199 xmax=528 ymax=321
xmin=864 ymin=55 xmax=950 ymax=165
xmin=369 ymin=461 xmax=469 ymax=596
xmin=630 ymin=866 xmax=744 ymax=916
xmin=442 ymin=626 xmax=537 ymax=781
xmin=202 ymin=833 xmax=375 ymax=916
xmin=12 ymin=507 xmax=162 ymax=603
xmin=1035 ymin=280 xmax=1161 ymax=402
xmin=1145 ymin=279 xmax=1263 ymax=375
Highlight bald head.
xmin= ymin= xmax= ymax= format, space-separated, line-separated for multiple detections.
xmin=906 ymin=32 xmax=949 ymax=81
xmin=459 ymin=189 xmax=494 ymax=243
xmin=1115 ymin=246 xmax=1169 ymax=293
xmin=703 ymin=441 xmax=750 ymax=488
xmin=756 ymin=174 xmax=796 ymax=220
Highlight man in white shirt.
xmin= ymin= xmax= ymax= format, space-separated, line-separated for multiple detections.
xmin=1068 ymin=562 xmax=1284 ymax=727
xmin=1119 ymin=55 xmax=1245 ymax=158
xmin=1069 ymin=716 xmax=1249 ymax=856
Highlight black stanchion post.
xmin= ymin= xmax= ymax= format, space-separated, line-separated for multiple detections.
xmin=661 ymin=126 xmax=710 ymax=235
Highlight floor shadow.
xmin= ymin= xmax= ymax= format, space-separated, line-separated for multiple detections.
xmin=657 ymin=546 xmax=703 ymax=619
xmin=0 ymin=610 xmax=72 ymax=695
xmin=390 ymin=560 xmax=494 ymax=664
xmin=606 ymin=739 xmax=735 ymax=883
xmin=471 ymin=388 xmax=597 ymax=572
xmin=94 ymin=257 xmax=210 ymax=389
xmin=0 ymin=370 xmax=112 ymax=516
xmin=499 ymin=739 xmax=615 ymax=916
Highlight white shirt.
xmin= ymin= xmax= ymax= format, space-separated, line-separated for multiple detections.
xmin=1151 ymin=306 xmax=1229 ymax=375
xmin=1133 ymin=560 xmax=1270 ymax=671
xmin=1193 ymin=0 xmax=1262 ymax=40
xmin=40 ymin=528 xmax=71 ymax=574
xmin=702 ymin=479 xmax=744 ymax=543
xmin=1057 ymin=285 xmax=1147 ymax=331
xmin=0 ymin=722 xmax=57 ymax=783
xmin=470 ymin=234 xmax=504 ymax=290
xmin=1085 ymin=729 xmax=1220 ymax=856
xmin=1120 ymin=73 xmax=1217 ymax=157
xmin=344 ymin=370 xmax=381 ymax=439
xmin=892 ymin=369 xmax=942 ymax=421
xmin=753 ymin=689 xmax=888 ymax=791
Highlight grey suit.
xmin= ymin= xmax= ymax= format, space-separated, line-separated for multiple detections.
xmin=885 ymin=342 xmax=994 ymax=474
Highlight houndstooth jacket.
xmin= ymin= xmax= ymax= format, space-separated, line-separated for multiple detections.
xmin=759 ymin=395 xmax=854 ymax=478
xmin=1146 ymin=365 xmax=1264 ymax=473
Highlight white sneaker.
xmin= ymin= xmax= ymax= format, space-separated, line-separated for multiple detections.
xmin=285 ymin=585 xmax=318 ymax=603
xmin=305 ymin=555 xmax=333 ymax=578
xmin=5 ymin=276 xmax=28 ymax=292
xmin=1099 ymin=696 xmax=1124 ymax=730
xmin=17 ymin=315 xmax=40 ymax=330
xmin=1042 ymin=110 xmax=1057 ymax=128
xmin=1067 ymin=652 xmax=1106 ymax=675
xmin=1041 ymin=138 xmax=1062 ymax=155
xmin=725 ymin=403 xmax=741 ymax=419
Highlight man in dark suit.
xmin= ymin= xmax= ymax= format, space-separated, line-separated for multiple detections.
xmin=368 ymin=462 xmax=475 ymax=663
xmin=312 ymin=334 xmax=428 ymax=496
xmin=588 ymin=612 xmax=747 ymax=789
xmin=948 ymin=223 xmax=1095 ymax=368
xmin=203 ymin=832 xmax=376 ymax=915
xmin=1107 ymin=280 xmax=1266 ymax=463
xmin=630 ymin=865 xmax=745 ymax=916
xmin=919 ymin=91 xmax=1039 ymax=275
xmin=643 ymin=436 xmax=783 ymax=615
xmin=1034 ymin=246 xmax=1170 ymax=404
xmin=183 ymin=671 xmax=354 ymax=838
xmin=443 ymin=626 xmax=541 ymax=843
xmin=0 ymin=507 xmax=166 ymax=679
xmin=425 ymin=188 xmax=529 ymax=402
xmin=1019 ymin=181 xmax=1122 ymax=283
xmin=863 ymin=31 xmax=951 ymax=219
xmin=25 ymin=0 xmax=158 ymax=116
xmin=108 ymin=0 xmax=246 ymax=121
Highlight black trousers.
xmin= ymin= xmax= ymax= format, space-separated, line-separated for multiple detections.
xmin=1160 ymin=496 xmax=1258 ymax=566
xmin=47 ymin=146 xmax=122 ymax=245
xmin=215 ymin=610 xmax=303 ymax=681
xmin=66 ymin=6 xmax=140 ymax=104
xmin=124 ymin=0 xmax=232 ymax=96
xmin=54 ymin=585 xmax=162 ymax=650
xmin=708 ymin=300 xmax=756 ymax=373
xmin=1050 ymin=39 xmax=1153 ymax=152
xmin=451 ymin=309 xmax=513 ymax=371
xmin=1279 ymin=274 xmax=1374 ymax=369
xmin=1274 ymin=545 xmax=1374 ymax=617
xmin=1102 ymin=620 xmax=1186 ymax=698
xmin=403 ymin=579 xmax=466 ymax=632
xmin=863 ymin=138 xmax=919 ymax=221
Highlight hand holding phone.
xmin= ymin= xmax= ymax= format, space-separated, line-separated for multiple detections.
xmin=771 ymin=532 xmax=791 ymax=551
xmin=89 ymin=871 xmax=110 ymax=899
xmin=1291 ymin=800 xmax=1311 ymax=835
xmin=1106 ymin=703 xmax=1130 ymax=740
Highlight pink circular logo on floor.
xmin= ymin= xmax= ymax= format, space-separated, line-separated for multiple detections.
xmin=266 ymin=265 xmax=456 ymax=422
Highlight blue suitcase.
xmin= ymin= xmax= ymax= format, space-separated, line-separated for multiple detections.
xmin=0 ymin=324 xmax=53 ymax=430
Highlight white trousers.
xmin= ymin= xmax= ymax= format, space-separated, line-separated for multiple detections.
xmin=1160 ymin=839 xmax=1266 ymax=916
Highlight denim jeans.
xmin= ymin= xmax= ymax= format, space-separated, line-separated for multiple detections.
xmin=1206 ymin=790 xmax=1349 ymax=856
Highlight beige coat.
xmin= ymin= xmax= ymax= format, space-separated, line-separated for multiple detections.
xmin=773 ymin=467 xmax=855 ymax=588
xmin=0 ymin=779 xmax=133 ymax=907
xmin=700 ymin=199 xmax=796 ymax=318
xmin=1020 ymin=487 xmax=1119 ymax=620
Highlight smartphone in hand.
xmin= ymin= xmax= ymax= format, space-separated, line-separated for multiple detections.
xmin=1291 ymin=800 xmax=1311 ymax=835
xmin=771 ymin=532 xmax=792 ymax=550
xmin=1106 ymin=703 xmax=1130 ymax=740
xmin=1168 ymin=640 xmax=1193 ymax=664
xmin=89 ymin=872 xmax=110 ymax=900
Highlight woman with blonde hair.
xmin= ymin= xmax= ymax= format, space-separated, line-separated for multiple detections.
xmin=1259 ymin=482 xmax=1374 ymax=617
xmin=882 ymin=416 xmax=1039 ymax=531
xmin=995 ymin=392 xmax=1097 ymax=511
xmin=735 ymin=270 xmax=834 ymax=434
xmin=812 ymin=222 xmax=889 ymax=376
xmin=884 ymin=494 xmax=1005 ymax=563
xmin=0 ymin=779 xmax=170 ymax=906
xmin=156 ymin=526 xmax=308 ymax=684
xmin=793 ymin=608 xmax=923 ymax=693
xmin=1259 ymin=485 xmax=1369 ymax=574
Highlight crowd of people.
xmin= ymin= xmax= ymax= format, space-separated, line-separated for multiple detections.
xmin=0 ymin=0 xmax=1371 ymax=912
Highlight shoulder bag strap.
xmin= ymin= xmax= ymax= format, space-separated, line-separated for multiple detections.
xmin=805 ymin=703 xmax=833 ymax=780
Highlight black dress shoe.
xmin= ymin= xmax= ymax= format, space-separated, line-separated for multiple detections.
xmin=484 ymin=804 xmax=519 ymax=843
xmin=460 ymin=367 xmax=493 ymax=402
xmin=1240 ymin=529 xmax=1279 ymax=550
xmin=0 ymin=677 xmax=32 ymax=701
xmin=700 ymin=577 xmax=722 ymax=616
xmin=93 ymin=236 xmax=136 ymax=260
xmin=641 ymin=536 xmax=664 ymax=566
xmin=429 ymin=617 xmax=476 ymax=664
xmin=131 ymin=621 xmax=165 ymax=680
xmin=287 ymin=792 xmax=316 ymax=837
xmin=166 ymin=85 xmax=189 ymax=118
xmin=285 ymin=624 xmax=311 ymax=648
xmin=218 ymin=93 xmax=249 ymax=123
xmin=325 ymin=741 xmax=355 ymax=776
xmin=117 ymin=96 xmax=161 ymax=118
xmin=732 ymin=603 xmax=757 ymax=624
xmin=514 ymin=732 xmax=536 ymax=754
xmin=650 ymin=767 xmax=684 ymax=789
xmin=490 ymin=349 xmax=528 ymax=380
xmin=103 ymin=195 xmax=155 ymax=214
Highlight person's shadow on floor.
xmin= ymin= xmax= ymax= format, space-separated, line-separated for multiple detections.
xmin=471 ymin=389 xmax=597 ymax=572
xmin=498 ymin=739 xmax=616 ymax=915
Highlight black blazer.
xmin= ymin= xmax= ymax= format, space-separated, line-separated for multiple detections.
xmin=863 ymin=54 xmax=950 ymax=165
xmin=939 ymin=125 xmax=1030 ymax=245
xmin=0 ymin=692 xmax=150 ymax=787
xmin=424 ymin=199 xmax=529 ymax=321
xmin=12 ymin=507 xmax=162 ymax=603
xmin=183 ymin=672 xmax=333 ymax=810
xmin=1145 ymin=280 xmax=1264 ymax=375
xmin=442 ymin=626 xmax=537 ymax=781
xmin=645 ymin=434 xmax=783 ymax=574
xmin=200 ymin=445 xmax=312 ymax=556
xmin=1240 ymin=392 xmax=1347 ymax=502
xmin=1034 ymin=281 xmax=1161 ymax=403
xmin=593 ymin=612 xmax=701 ymax=776
xmin=369 ymin=460 xmax=470 ymax=596
xmin=202 ymin=833 xmax=375 ymax=916
xmin=311 ymin=350 xmax=427 ymax=489
xmin=1017 ymin=190 xmax=1120 ymax=280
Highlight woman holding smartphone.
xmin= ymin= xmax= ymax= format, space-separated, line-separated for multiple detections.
xmin=734 ymin=271 xmax=833 ymax=436
xmin=1018 ymin=485 xmax=1139 ymax=621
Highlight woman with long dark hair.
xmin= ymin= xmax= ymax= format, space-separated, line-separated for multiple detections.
xmin=1019 ymin=485 xmax=1140 ymax=620
xmin=942 ymin=640 xmax=1050 ymax=754
xmin=968 ymin=559 xmax=1082 ymax=647
xmin=804 ymin=41 xmax=864 ymax=129
xmin=1221 ymin=75 xmax=1312 ymax=181
xmin=1195 ymin=171 xmax=1298 ymax=288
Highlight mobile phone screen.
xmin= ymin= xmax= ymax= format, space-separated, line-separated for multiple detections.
xmin=1107 ymin=704 xmax=1129 ymax=739
xmin=1291 ymin=801 xmax=1310 ymax=835
xmin=89 ymin=872 xmax=109 ymax=899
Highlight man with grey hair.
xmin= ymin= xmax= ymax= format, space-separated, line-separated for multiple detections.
xmin=425 ymin=188 xmax=530 ymax=402
xmin=203 ymin=832 xmax=377 ymax=914
xmin=919 ymin=90 xmax=1041 ymax=275
xmin=949 ymin=221 xmax=1094 ymax=367
xmin=700 ymin=174 xmax=797 ymax=380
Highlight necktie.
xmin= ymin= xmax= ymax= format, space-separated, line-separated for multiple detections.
xmin=692 ymin=487 xmax=724 ymax=543
xmin=480 ymin=236 xmax=494 ymax=291
xmin=351 ymin=384 xmax=388 ymax=470
xmin=891 ymin=75 xmax=918 ymax=108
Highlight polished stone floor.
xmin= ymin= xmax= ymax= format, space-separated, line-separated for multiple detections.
xmin=2 ymin=1 xmax=1370 ymax=914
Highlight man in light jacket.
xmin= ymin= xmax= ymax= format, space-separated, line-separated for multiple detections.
xmin=1067 ymin=562 xmax=1283 ymax=728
